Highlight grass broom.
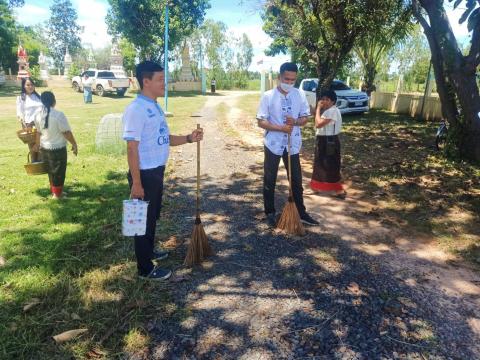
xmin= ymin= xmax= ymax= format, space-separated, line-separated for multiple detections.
xmin=276 ymin=133 xmax=306 ymax=236
xmin=184 ymin=124 xmax=212 ymax=266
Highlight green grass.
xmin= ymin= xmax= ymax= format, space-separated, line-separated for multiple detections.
xmin=233 ymin=93 xmax=480 ymax=268
xmin=0 ymin=84 xmax=207 ymax=359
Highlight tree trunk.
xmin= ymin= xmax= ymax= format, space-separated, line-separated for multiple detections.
xmin=414 ymin=0 xmax=480 ymax=163
xmin=450 ymin=71 xmax=480 ymax=161
xmin=362 ymin=62 xmax=377 ymax=96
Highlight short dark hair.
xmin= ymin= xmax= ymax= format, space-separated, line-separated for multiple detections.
xmin=135 ymin=61 xmax=164 ymax=89
xmin=279 ymin=62 xmax=298 ymax=74
xmin=320 ymin=89 xmax=337 ymax=103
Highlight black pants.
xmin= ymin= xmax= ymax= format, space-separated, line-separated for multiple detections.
xmin=41 ymin=147 xmax=67 ymax=187
xmin=263 ymin=146 xmax=306 ymax=216
xmin=128 ymin=165 xmax=165 ymax=275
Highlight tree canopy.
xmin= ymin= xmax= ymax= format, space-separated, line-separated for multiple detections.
xmin=46 ymin=0 xmax=82 ymax=69
xmin=262 ymin=0 xmax=412 ymax=96
xmin=106 ymin=0 xmax=211 ymax=62
xmin=0 ymin=0 xmax=16 ymax=67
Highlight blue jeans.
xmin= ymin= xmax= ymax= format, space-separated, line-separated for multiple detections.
xmin=83 ymin=87 xmax=92 ymax=103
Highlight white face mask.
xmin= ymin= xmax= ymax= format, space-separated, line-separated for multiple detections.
xmin=280 ymin=82 xmax=294 ymax=92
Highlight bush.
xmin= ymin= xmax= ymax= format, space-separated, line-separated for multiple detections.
xmin=29 ymin=65 xmax=41 ymax=84
xmin=68 ymin=63 xmax=81 ymax=80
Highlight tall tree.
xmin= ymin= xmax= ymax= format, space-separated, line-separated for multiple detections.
xmin=237 ymin=33 xmax=254 ymax=72
xmin=16 ymin=25 xmax=50 ymax=67
xmin=190 ymin=20 xmax=229 ymax=80
xmin=0 ymin=0 xmax=16 ymax=67
xmin=262 ymin=0 xmax=407 ymax=99
xmin=354 ymin=0 xmax=412 ymax=95
xmin=106 ymin=0 xmax=210 ymax=62
xmin=412 ymin=0 xmax=480 ymax=163
xmin=119 ymin=38 xmax=137 ymax=75
xmin=389 ymin=24 xmax=431 ymax=88
xmin=46 ymin=0 xmax=82 ymax=69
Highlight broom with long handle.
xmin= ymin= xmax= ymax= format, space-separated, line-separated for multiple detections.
xmin=276 ymin=131 xmax=306 ymax=235
xmin=184 ymin=124 xmax=212 ymax=266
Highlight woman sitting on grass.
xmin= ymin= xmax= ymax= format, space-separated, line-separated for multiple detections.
xmin=33 ymin=91 xmax=78 ymax=199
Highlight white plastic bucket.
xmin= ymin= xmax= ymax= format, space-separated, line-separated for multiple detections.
xmin=122 ymin=199 xmax=149 ymax=236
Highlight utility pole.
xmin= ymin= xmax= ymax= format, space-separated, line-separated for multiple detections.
xmin=164 ymin=1 xmax=172 ymax=116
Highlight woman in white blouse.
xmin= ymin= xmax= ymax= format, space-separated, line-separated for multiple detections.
xmin=16 ymin=77 xmax=43 ymax=161
xmin=16 ymin=77 xmax=42 ymax=128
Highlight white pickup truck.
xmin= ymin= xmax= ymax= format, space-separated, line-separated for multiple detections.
xmin=72 ymin=69 xmax=130 ymax=97
xmin=300 ymin=78 xmax=369 ymax=115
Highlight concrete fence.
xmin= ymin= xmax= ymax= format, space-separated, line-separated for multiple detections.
xmin=370 ymin=91 xmax=443 ymax=121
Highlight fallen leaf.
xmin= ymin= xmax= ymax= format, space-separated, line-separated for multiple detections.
xmin=244 ymin=244 xmax=253 ymax=252
xmin=0 ymin=256 xmax=5 ymax=267
xmin=86 ymin=347 xmax=106 ymax=359
xmin=164 ymin=236 xmax=178 ymax=249
xmin=71 ymin=313 xmax=81 ymax=320
xmin=102 ymin=243 xmax=114 ymax=249
xmin=171 ymin=274 xmax=190 ymax=283
xmin=346 ymin=282 xmax=362 ymax=296
xmin=9 ymin=323 xmax=17 ymax=332
xmin=53 ymin=328 xmax=88 ymax=343
xmin=23 ymin=298 xmax=41 ymax=312
xmin=121 ymin=275 xmax=134 ymax=282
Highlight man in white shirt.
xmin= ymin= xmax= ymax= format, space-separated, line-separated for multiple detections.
xmin=256 ymin=62 xmax=319 ymax=227
xmin=123 ymin=61 xmax=203 ymax=281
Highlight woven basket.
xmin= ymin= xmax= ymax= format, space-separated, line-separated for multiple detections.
xmin=17 ymin=129 xmax=36 ymax=144
xmin=24 ymin=153 xmax=47 ymax=176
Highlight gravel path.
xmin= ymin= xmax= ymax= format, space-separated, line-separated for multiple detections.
xmin=149 ymin=92 xmax=480 ymax=360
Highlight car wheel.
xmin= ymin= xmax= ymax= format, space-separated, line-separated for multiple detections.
xmin=96 ymin=85 xmax=105 ymax=97
xmin=72 ymin=82 xmax=80 ymax=92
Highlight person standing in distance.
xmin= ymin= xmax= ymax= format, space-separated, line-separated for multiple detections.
xmin=256 ymin=62 xmax=319 ymax=227
xmin=123 ymin=61 xmax=204 ymax=280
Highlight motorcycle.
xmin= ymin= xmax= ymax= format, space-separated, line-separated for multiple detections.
xmin=436 ymin=119 xmax=448 ymax=151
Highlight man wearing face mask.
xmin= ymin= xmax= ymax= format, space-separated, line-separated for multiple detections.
xmin=256 ymin=62 xmax=319 ymax=227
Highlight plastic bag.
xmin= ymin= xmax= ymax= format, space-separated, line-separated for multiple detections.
xmin=122 ymin=199 xmax=149 ymax=236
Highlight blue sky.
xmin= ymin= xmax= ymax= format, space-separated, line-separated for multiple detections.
xmin=14 ymin=0 xmax=470 ymax=72
xmin=14 ymin=0 xmax=289 ymax=71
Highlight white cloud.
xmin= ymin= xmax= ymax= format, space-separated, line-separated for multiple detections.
xmin=14 ymin=4 xmax=49 ymax=25
xmin=227 ymin=23 xmax=291 ymax=72
xmin=74 ymin=0 xmax=111 ymax=49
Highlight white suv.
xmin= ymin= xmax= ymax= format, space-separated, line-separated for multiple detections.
xmin=300 ymin=78 xmax=369 ymax=114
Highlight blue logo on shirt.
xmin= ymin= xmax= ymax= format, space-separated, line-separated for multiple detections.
xmin=158 ymin=126 xmax=169 ymax=146
xmin=147 ymin=108 xmax=155 ymax=118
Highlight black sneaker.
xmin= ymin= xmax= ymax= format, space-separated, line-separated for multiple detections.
xmin=300 ymin=213 xmax=319 ymax=226
xmin=152 ymin=250 xmax=169 ymax=261
xmin=139 ymin=267 xmax=172 ymax=281
xmin=265 ymin=213 xmax=277 ymax=227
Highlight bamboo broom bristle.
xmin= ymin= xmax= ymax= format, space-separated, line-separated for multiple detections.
xmin=276 ymin=133 xmax=305 ymax=236
xmin=184 ymin=219 xmax=206 ymax=266
xmin=184 ymin=123 xmax=213 ymax=266
xmin=276 ymin=196 xmax=306 ymax=235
